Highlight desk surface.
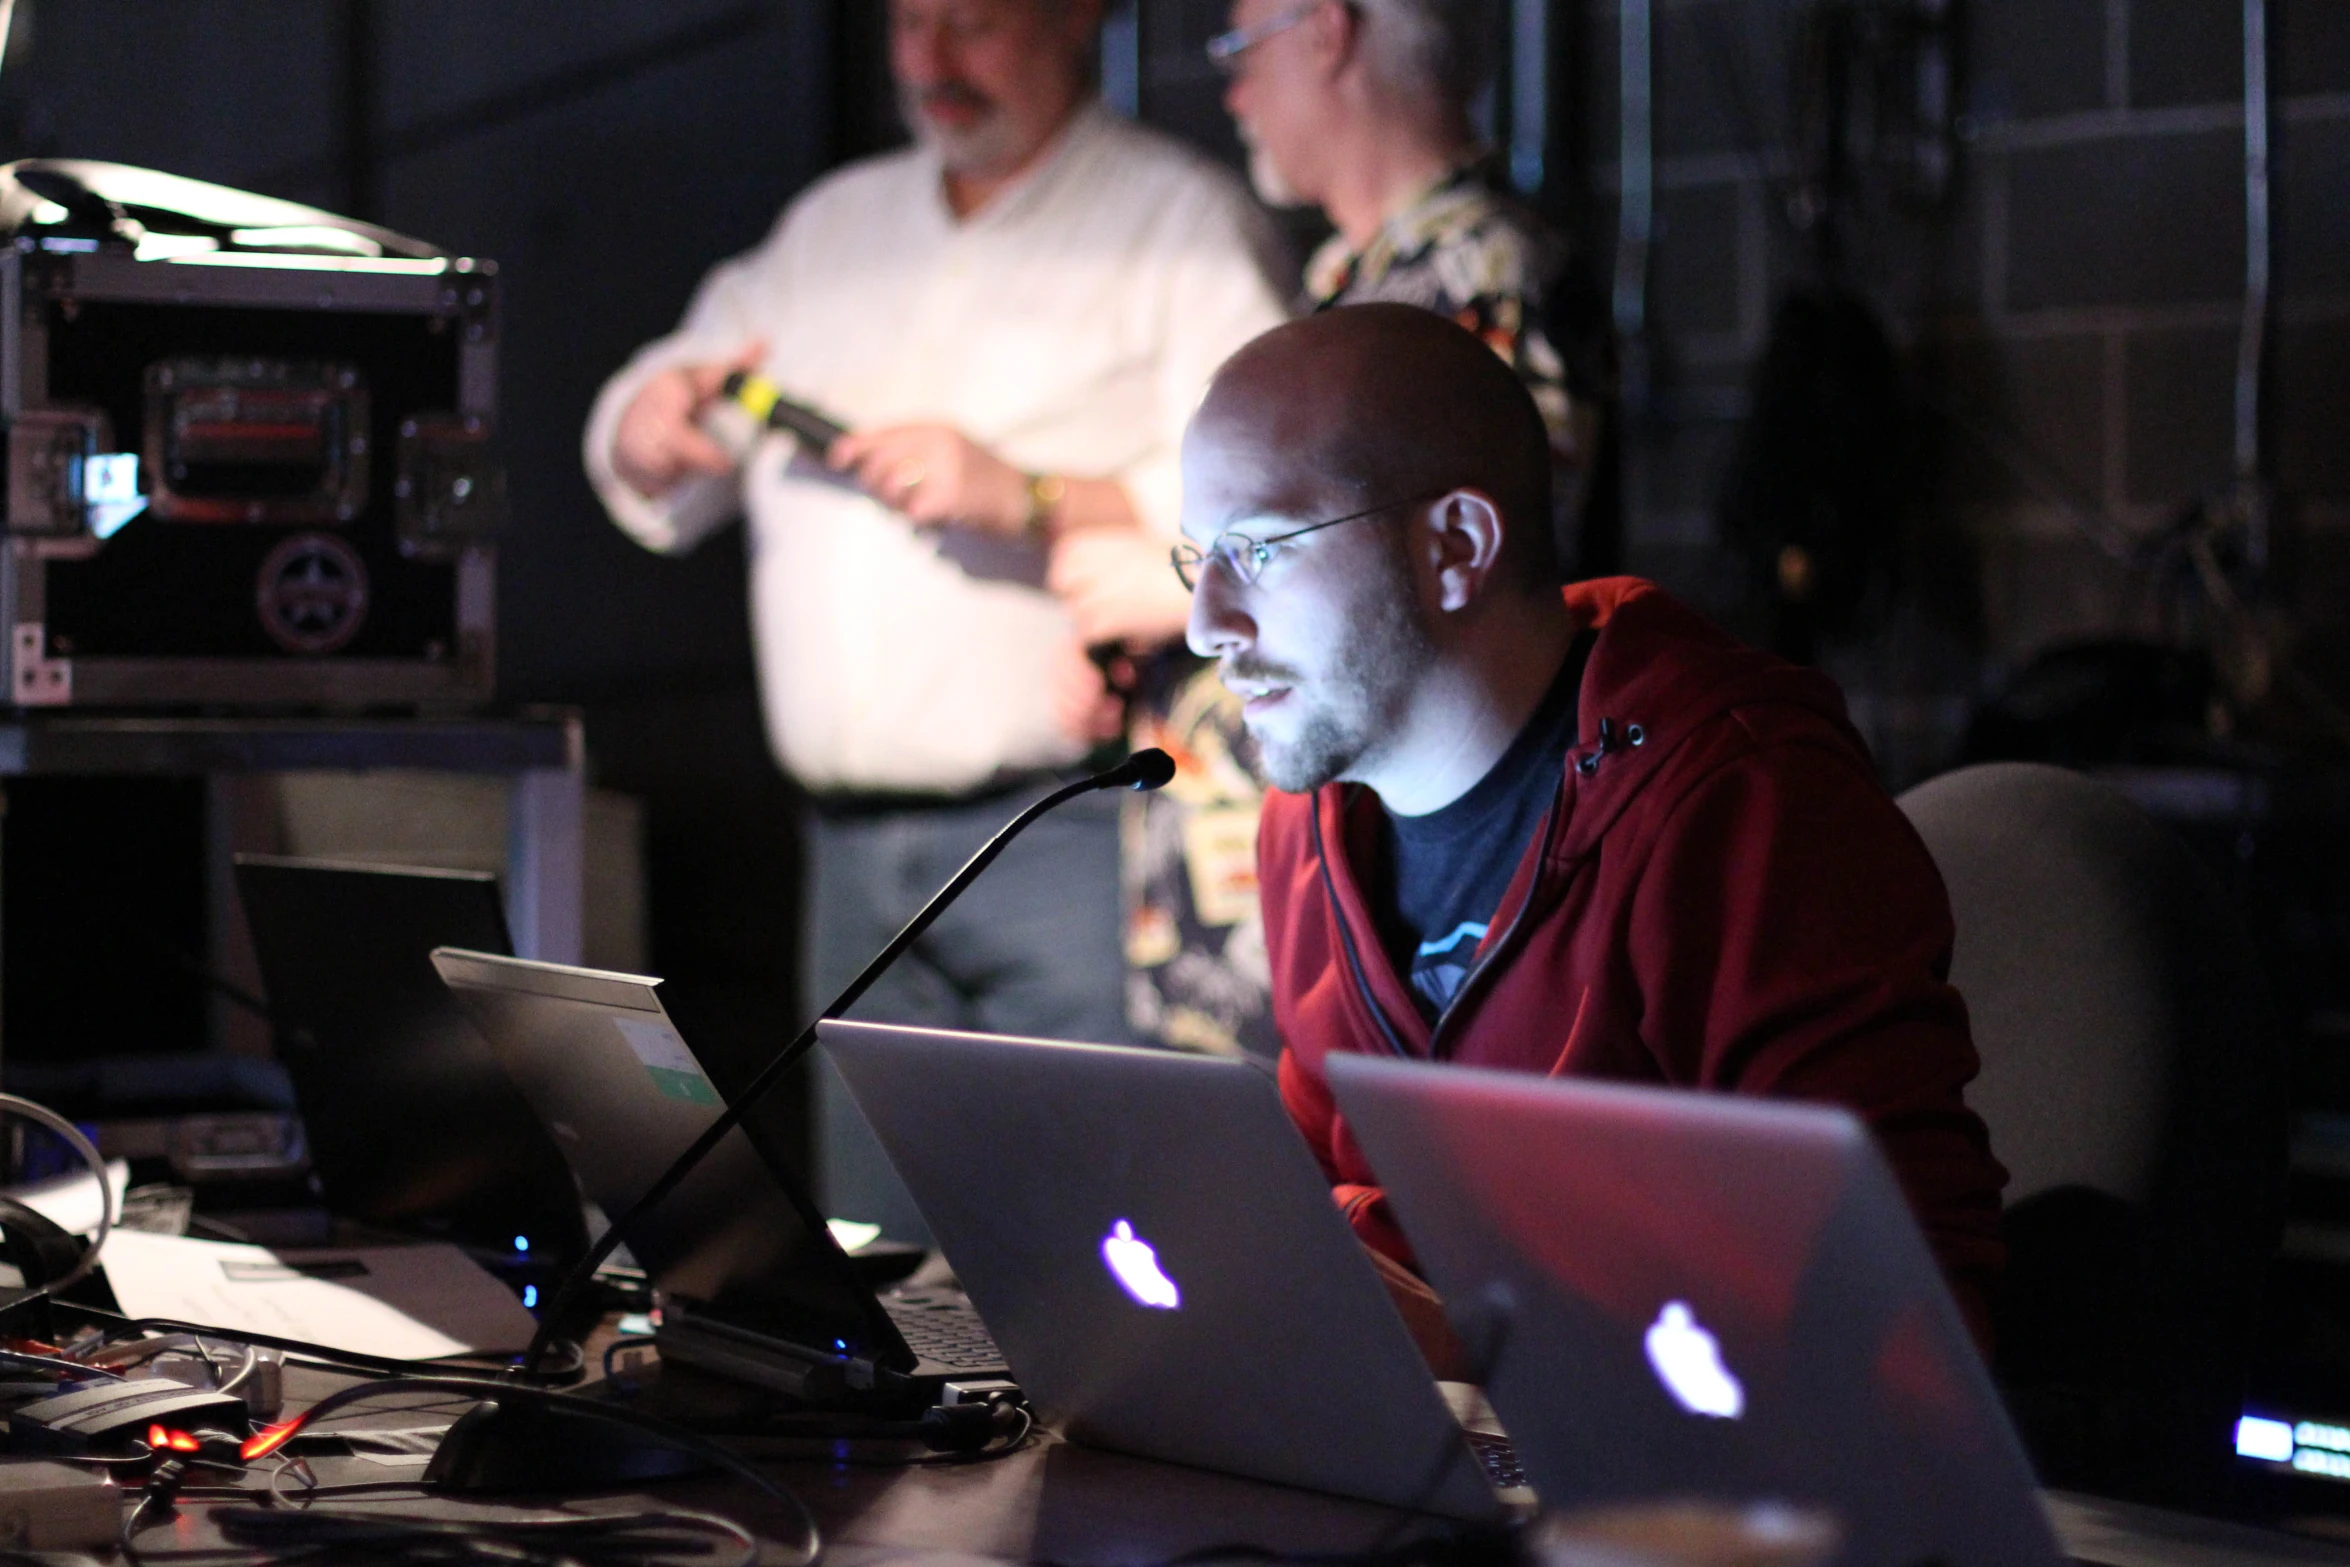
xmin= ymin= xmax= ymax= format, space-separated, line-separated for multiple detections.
xmin=121 ymin=1367 xmax=2350 ymax=1567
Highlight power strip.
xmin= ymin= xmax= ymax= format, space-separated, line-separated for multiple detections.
xmin=7 ymin=1381 xmax=249 ymax=1455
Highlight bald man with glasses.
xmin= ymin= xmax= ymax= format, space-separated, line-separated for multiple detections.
xmin=1079 ymin=0 xmax=1614 ymax=1065
xmin=1174 ymin=306 xmax=2004 ymax=1370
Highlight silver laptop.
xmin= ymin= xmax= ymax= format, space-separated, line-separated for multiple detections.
xmin=431 ymin=950 xmax=1008 ymax=1405
xmin=819 ymin=1019 xmax=1517 ymax=1518
xmin=1324 ymin=1055 xmax=2064 ymax=1567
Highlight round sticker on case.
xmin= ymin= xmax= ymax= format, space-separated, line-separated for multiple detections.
xmin=256 ymin=531 xmax=370 ymax=654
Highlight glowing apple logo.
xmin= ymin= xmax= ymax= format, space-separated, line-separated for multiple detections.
xmin=1643 ymin=1301 xmax=1744 ymax=1419
xmin=1101 ymin=1220 xmax=1181 ymax=1309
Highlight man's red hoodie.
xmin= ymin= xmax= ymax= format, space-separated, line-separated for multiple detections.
xmin=1261 ymin=577 xmax=2007 ymax=1335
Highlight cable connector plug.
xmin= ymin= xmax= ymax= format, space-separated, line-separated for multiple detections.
xmin=916 ymin=1401 xmax=1001 ymax=1454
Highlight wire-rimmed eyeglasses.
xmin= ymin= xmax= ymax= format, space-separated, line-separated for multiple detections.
xmin=1170 ymin=491 xmax=1444 ymax=591
xmin=1204 ymin=0 xmax=1328 ymax=74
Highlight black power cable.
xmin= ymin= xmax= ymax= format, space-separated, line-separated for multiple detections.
xmin=0 ymin=1345 xmax=122 ymax=1382
xmin=233 ymin=1374 xmax=821 ymax=1566
xmin=60 ymin=1306 xmax=585 ymax=1386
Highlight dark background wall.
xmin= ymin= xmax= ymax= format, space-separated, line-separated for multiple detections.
xmin=0 ymin=0 xmax=2343 ymax=1119
xmin=0 ymin=0 xmax=845 ymax=1100
xmin=1582 ymin=0 xmax=2350 ymax=786
xmin=1108 ymin=0 xmax=2350 ymax=788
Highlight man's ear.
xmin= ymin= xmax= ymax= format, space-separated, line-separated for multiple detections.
xmin=1425 ymin=490 xmax=1506 ymax=614
xmin=1306 ymin=0 xmax=1361 ymax=76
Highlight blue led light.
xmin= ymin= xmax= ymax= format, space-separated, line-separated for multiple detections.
xmin=2237 ymin=1415 xmax=2295 ymax=1463
xmin=513 ymin=1235 xmax=530 ymax=1253
xmin=522 ymin=1284 xmax=539 ymax=1310
xmin=2297 ymin=1419 xmax=2350 ymax=1454
xmin=834 ymin=1339 xmax=847 ymax=1352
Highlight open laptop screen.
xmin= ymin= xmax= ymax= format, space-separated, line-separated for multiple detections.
xmin=432 ymin=949 xmax=906 ymax=1369
xmin=234 ymin=855 xmax=586 ymax=1264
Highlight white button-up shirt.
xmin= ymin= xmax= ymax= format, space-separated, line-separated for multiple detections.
xmin=585 ymin=104 xmax=1289 ymax=795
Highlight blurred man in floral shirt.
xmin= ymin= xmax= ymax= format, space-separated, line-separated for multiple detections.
xmin=1055 ymin=0 xmax=1614 ymax=1059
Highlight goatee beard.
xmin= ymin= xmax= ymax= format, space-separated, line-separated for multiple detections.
xmin=1249 ymin=571 xmax=1433 ymax=795
xmin=1239 ymin=124 xmax=1307 ymax=209
xmin=900 ymin=82 xmax=1015 ymax=175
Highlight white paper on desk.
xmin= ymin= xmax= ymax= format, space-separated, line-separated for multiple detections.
xmin=97 ymin=1230 xmax=538 ymax=1361
xmin=3 ymin=1160 xmax=130 ymax=1235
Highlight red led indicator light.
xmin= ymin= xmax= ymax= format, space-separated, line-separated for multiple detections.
xmin=240 ymin=1417 xmax=304 ymax=1461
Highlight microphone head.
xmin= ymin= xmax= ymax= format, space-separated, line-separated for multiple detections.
xmin=1122 ymin=748 xmax=1176 ymax=792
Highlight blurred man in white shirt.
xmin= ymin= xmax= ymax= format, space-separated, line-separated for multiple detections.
xmin=584 ymin=0 xmax=1288 ymax=1241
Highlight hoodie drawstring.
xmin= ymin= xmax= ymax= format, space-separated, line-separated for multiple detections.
xmin=1575 ymin=716 xmax=1647 ymax=777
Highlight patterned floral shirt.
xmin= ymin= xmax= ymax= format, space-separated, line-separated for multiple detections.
xmin=1123 ymin=167 xmax=1600 ymax=1061
xmin=1303 ymin=165 xmax=1589 ymax=469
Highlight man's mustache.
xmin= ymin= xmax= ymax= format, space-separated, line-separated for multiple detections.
xmin=914 ymin=80 xmax=995 ymax=118
xmin=1222 ymin=658 xmax=1302 ymax=689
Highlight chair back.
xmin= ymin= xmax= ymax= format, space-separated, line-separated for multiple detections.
xmin=1901 ymin=763 xmax=2194 ymax=1203
xmin=1897 ymin=761 xmax=2283 ymax=1506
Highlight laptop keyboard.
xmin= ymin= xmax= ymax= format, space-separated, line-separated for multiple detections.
xmin=1466 ymin=1429 xmax=1528 ymax=1490
xmin=883 ymin=1290 xmax=1007 ymax=1373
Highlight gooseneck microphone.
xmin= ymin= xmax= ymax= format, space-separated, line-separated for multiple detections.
xmin=518 ymin=749 xmax=1177 ymax=1371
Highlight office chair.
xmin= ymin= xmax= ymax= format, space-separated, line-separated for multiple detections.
xmin=1897 ymin=762 xmax=2284 ymax=1508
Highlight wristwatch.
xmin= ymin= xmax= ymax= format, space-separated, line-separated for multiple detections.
xmin=1022 ymin=472 xmax=1068 ymax=542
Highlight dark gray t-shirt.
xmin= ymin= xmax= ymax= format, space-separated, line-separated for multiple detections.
xmin=1374 ymin=638 xmax=1591 ymax=1022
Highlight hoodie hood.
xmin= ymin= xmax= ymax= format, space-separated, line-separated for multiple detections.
xmin=1546 ymin=577 xmax=1865 ymax=864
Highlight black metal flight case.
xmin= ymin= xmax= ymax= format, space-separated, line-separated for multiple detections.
xmin=1 ymin=160 xmax=501 ymax=709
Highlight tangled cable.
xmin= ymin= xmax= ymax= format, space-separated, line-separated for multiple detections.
xmin=0 ymin=1090 xmax=117 ymax=1313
